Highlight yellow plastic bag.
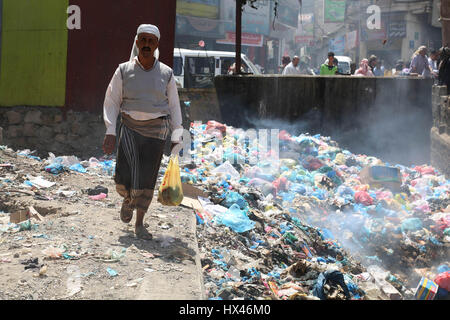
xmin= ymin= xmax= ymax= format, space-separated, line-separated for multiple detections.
xmin=157 ymin=156 xmax=184 ymax=206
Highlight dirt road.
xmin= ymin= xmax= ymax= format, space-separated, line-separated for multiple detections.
xmin=0 ymin=147 xmax=204 ymax=300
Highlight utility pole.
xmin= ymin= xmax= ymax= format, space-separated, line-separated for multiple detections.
xmin=442 ymin=0 xmax=450 ymax=47
xmin=236 ymin=0 xmax=243 ymax=75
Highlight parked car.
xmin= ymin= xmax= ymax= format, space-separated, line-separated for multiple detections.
xmin=173 ymin=48 xmax=261 ymax=88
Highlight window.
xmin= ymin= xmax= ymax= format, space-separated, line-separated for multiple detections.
xmin=173 ymin=57 xmax=183 ymax=76
xmin=185 ymin=57 xmax=215 ymax=88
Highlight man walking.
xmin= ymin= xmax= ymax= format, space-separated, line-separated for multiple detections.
xmin=103 ymin=24 xmax=183 ymax=240
xmin=282 ymin=56 xmax=301 ymax=75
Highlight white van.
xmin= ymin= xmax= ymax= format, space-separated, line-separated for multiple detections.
xmin=324 ymin=55 xmax=353 ymax=75
xmin=173 ymin=48 xmax=261 ymax=88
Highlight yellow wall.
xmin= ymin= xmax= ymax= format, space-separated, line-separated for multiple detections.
xmin=0 ymin=0 xmax=68 ymax=106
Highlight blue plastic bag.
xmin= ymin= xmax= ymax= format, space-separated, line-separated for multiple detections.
xmin=222 ymin=192 xmax=248 ymax=210
xmin=69 ymin=163 xmax=87 ymax=173
xmin=401 ymin=218 xmax=423 ymax=232
xmin=216 ymin=204 xmax=255 ymax=233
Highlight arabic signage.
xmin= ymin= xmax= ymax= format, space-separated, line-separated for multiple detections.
xmin=176 ymin=0 xmax=220 ymax=19
xmin=324 ymin=0 xmax=346 ymax=23
xmin=388 ymin=21 xmax=406 ymax=39
xmin=295 ymin=13 xmax=314 ymax=45
xmin=216 ymin=31 xmax=264 ymax=47
xmin=329 ymin=36 xmax=346 ymax=55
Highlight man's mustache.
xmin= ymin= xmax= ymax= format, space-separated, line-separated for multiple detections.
xmin=142 ymin=47 xmax=151 ymax=51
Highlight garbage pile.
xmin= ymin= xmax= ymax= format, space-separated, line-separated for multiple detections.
xmin=176 ymin=121 xmax=449 ymax=300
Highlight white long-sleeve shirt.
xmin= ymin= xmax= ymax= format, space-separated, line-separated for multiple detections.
xmin=103 ymin=57 xmax=183 ymax=143
xmin=282 ymin=62 xmax=301 ymax=75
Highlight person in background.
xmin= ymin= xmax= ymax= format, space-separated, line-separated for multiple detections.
xmin=280 ymin=55 xmax=291 ymax=74
xmin=393 ymin=60 xmax=405 ymax=76
xmin=350 ymin=62 xmax=357 ymax=75
xmin=282 ymin=55 xmax=301 ymax=75
xmin=438 ymin=46 xmax=450 ymax=93
xmin=320 ymin=52 xmax=338 ymax=75
xmin=353 ymin=58 xmax=374 ymax=77
xmin=410 ymin=46 xmax=437 ymax=78
xmin=228 ymin=62 xmax=245 ymax=75
xmin=375 ymin=59 xmax=385 ymax=76
xmin=402 ymin=61 xmax=412 ymax=76
xmin=428 ymin=50 xmax=439 ymax=77
xmin=298 ymin=60 xmax=315 ymax=75
xmin=368 ymin=55 xmax=383 ymax=76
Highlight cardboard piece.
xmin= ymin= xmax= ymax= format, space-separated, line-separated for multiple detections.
xmin=180 ymin=183 xmax=208 ymax=211
xmin=10 ymin=206 xmax=45 ymax=224
xmin=182 ymin=183 xmax=208 ymax=198
xmin=181 ymin=197 xmax=204 ymax=211
xmin=360 ymin=166 xmax=402 ymax=192
xmin=10 ymin=210 xmax=29 ymax=224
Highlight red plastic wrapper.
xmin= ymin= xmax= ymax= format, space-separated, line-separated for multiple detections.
xmin=206 ymin=121 xmax=226 ymax=135
xmin=414 ymin=165 xmax=435 ymax=175
xmin=354 ymin=191 xmax=374 ymax=206
xmin=434 ymin=271 xmax=450 ymax=291
xmin=279 ymin=130 xmax=292 ymax=141
xmin=272 ymin=177 xmax=288 ymax=194
xmin=303 ymin=156 xmax=324 ymax=171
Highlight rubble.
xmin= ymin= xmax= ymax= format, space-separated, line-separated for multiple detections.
xmin=176 ymin=121 xmax=449 ymax=300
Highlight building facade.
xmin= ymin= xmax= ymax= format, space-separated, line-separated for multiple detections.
xmin=174 ymin=0 xmax=301 ymax=73
xmin=0 ymin=0 xmax=177 ymax=112
xmin=296 ymin=0 xmax=442 ymax=70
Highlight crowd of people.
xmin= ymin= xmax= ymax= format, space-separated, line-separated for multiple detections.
xmin=279 ymin=45 xmax=444 ymax=82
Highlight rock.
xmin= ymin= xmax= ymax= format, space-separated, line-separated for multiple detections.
xmin=37 ymin=126 xmax=53 ymax=140
xmin=23 ymin=123 xmax=36 ymax=137
xmin=55 ymin=134 xmax=67 ymax=143
xmin=7 ymin=125 xmax=21 ymax=138
xmin=54 ymin=114 xmax=63 ymax=123
xmin=24 ymin=110 xmax=42 ymax=124
xmin=54 ymin=122 xmax=69 ymax=134
xmin=5 ymin=111 xmax=22 ymax=124
xmin=71 ymin=122 xmax=89 ymax=135
xmin=40 ymin=113 xmax=54 ymax=126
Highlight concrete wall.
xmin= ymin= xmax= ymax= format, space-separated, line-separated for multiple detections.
xmin=0 ymin=89 xmax=218 ymax=158
xmin=431 ymin=86 xmax=450 ymax=177
xmin=0 ymin=107 xmax=105 ymax=159
xmin=178 ymin=88 xmax=222 ymax=126
xmin=214 ymin=75 xmax=434 ymax=166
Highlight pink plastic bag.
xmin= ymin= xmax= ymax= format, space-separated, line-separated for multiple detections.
xmin=89 ymin=193 xmax=107 ymax=200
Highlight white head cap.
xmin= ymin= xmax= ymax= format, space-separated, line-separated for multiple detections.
xmin=137 ymin=24 xmax=160 ymax=40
